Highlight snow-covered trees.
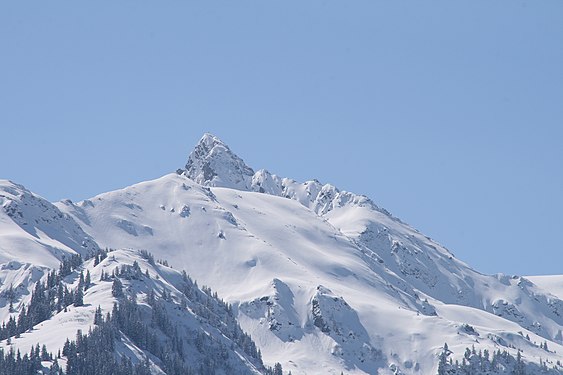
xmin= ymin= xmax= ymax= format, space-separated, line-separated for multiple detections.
xmin=273 ymin=362 xmax=283 ymax=375
xmin=0 ymin=251 xmax=282 ymax=375
xmin=58 ymin=254 xmax=82 ymax=278
xmin=436 ymin=343 xmax=561 ymax=374
xmin=437 ymin=343 xmax=449 ymax=375
xmin=112 ymin=278 xmax=124 ymax=298
xmin=0 ymin=345 xmax=52 ymax=375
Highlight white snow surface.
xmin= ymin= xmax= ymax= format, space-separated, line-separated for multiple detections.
xmin=0 ymin=179 xmax=99 ymax=268
xmin=0 ymin=248 xmax=263 ymax=374
xmin=0 ymin=134 xmax=562 ymax=374
xmin=527 ymin=275 xmax=563 ymax=300
xmin=54 ymin=172 xmax=563 ymax=373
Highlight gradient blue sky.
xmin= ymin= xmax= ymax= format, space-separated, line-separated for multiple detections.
xmin=1 ymin=1 xmax=562 ymax=276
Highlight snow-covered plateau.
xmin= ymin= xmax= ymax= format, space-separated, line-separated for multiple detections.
xmin=1 ymin=133 xmax=562 ymax=374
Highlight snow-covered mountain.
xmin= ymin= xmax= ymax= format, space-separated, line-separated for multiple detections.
xmin=1 ymin=133 xmax=562 ymax=374
xmin=0 ymin=180 xmax=98 ymax=268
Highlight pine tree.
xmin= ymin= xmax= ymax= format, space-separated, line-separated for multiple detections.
xmin=94 ymin=306 xmax=103 ymax=325
xmin=56 ymin=283 xmax=64 ymax=312
xmin=515 ymin=350 xmax=525 ymax=375
xmin=41 ymin=344 xmax=50 ymax=361
xmin=64 ymin=286 xmax=73 ymax=307
xmin=84 ymin=270 xmax=91 ymax=290
xmin=73 ymin=287 xmax=84 ymax=307
xmin=49 ymin=358 xmax=60 ymax=375
xmin=7 ymin=284 xmax=15 ymax=312
xmin=273 ymin=362 xmax=283 ymax=375
xmin=112 ymin=278 xmax=124 ymax=298
xmin=438 ymin=343 xmax=449 ymax=375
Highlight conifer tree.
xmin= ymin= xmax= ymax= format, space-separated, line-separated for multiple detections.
xmin=112 ymin=278 xmax=124 ymax=298
xmin=85 ymin=270 xmax=91 ymax=290
xmin=94 ymin=306 xmax=103 ymax=325
xmin=73 ymin=287 xmax=84 ymax=307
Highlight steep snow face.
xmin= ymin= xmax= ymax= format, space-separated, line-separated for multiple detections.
xmin=183 ymin=133 xmax=255 ymax=190
xmin=178 ymin=135 xmax=563 ymax=345
xmin=0 ymin=180 xmax=98 ymax=268
xmin=325 ymin=201 xmax=563 ymax=343
xmin=55 ymin=174 xmax=414 ymax=373
xmin=56 ymin=173 xmax=563 ymax=374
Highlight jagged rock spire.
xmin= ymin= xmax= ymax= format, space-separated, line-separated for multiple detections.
xmin=183 ymin=133 xmax=255 ymax=190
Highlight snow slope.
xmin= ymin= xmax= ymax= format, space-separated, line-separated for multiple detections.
xmin=0 ymin=180 xmax=99 ymax=268
xmin=0 ymin=247 xmax=266 ymax=374
xmin=45 ymin=134 xmax=563 ymax=374
xmin=0 ymin=180 xmax=100 ymax=325
xmin=527 ymin=275 xmax=563 ymax=300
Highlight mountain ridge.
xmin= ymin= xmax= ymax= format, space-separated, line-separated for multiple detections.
xmin=0 ymin=133 xmax=562 ymax=374
xmin=0 ymin=179 xmax=99 ymax=268
xmin=181 ymin=133 xmax=394 ymax=220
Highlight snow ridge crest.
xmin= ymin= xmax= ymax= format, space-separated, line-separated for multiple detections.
xmin=182 ymin=133 xmax=385 ymax=217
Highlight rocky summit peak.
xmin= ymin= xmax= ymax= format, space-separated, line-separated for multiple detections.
xmin=198 ymin=132 xmax=226 ymax=149
xmin=183 ymin=133 xmax=255 ymax=190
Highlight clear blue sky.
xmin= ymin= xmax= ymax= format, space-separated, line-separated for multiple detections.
xmin=1 ymin=1 xmax=562 ymax=276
